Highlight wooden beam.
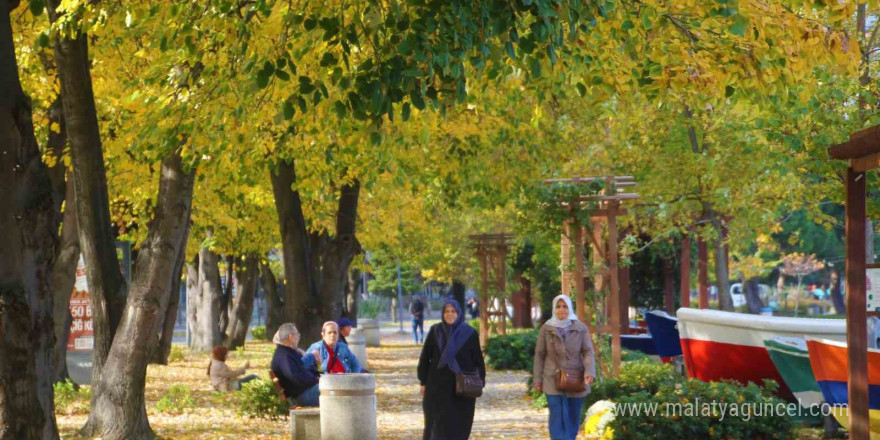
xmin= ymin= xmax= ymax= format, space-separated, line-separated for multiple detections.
xmin=608 ymin=202 xmax=621 ymax=377
xmin=574 ymin=224 xmax=586 ymax=323
xmin=698 ymin=238 xmax=709 ymax=309
xmin=851 ymin=152 xmax=880 ymax=172
xmin=845 ymin=166 xmax=870 ymax=440
xmin=681 ymin=235 xmax=691 ymax=309
xmin=828 ymin=125 xmax=880 ymax=159
xmin=478 ymin=252 xmax=490 ymax=350
xmin=561 ymin=221 xmax=572 ymax=296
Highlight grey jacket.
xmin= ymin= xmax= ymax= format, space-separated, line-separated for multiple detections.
xmin=532 ymin=321 xmax=596 ymax=397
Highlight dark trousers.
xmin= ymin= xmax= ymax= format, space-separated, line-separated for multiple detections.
xmin=412 ymin=316 xmax=424 ymax=343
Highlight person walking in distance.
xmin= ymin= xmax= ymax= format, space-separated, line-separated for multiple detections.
xmin=410 ymin=295 xmax=426 ymax=344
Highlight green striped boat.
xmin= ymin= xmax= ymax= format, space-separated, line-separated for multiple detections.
xmin=763 ymin=336 xmax=824 ymax=424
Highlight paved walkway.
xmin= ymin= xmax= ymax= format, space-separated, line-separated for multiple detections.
xmin=372 ymin=327 xmax=552 ymax=440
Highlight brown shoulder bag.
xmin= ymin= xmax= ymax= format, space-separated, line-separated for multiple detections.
xmin=550 ymin=329 xmax=586 ymax=393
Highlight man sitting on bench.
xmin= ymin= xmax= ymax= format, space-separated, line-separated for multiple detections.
xmin=271 ymin=323 xmax=320 ymax=407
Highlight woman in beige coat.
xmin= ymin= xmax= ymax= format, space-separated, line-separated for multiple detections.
xmin=533 ymin=295 xmax=596 ymax=440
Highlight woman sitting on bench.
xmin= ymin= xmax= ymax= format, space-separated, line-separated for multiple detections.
xmin=303 ymin=321 xmax=363 ymax=374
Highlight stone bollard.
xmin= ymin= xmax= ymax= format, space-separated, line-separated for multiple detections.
xmin=319 ymin=374 xmax=377 ymax=440
xmin=290 ymin=408 xmax=321 ymax=440
xmin=359 ymin=319 xmax=381 ymax=347
xmin=347 ymin=328 xmax=368 ymax=368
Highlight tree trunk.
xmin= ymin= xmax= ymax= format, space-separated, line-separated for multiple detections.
xmin=451 ymin=280 xmax=466 ymax=307
xmin=50 ymin=171 xmax=79 ymax=383
xmin=712 ymin=225 xmax=733 ymax=311
xmin=185 ymin=258 xmax=199 ymax=347
xmin=744 ymin=277 xmax=764 ymax=314
xmin=83 ymin=150 xmax=194 ymax=440
xmin=662 ymin=258 xmax=675 ymax=313
xmin=261 ymin=263 xmax=284 ymax=340
xmin=0 ymin=2 xmax=61 ymax=437
xmin=46 ymin=0 xmax=127 ymax=389
xmin=150 ymin=235 xmax=188 ymax=365
xmin=270 ymin=159 xmax=322 ymax=344
xmin=219 ymin=255 xmax=233 ymax=339
xmin=345 ymin=268 xmax=360 ymax=325
xmin=319 ymin=181 xmax=362 ymax=321
xmin=225 ymin=254 xmax=259 ymax=349
xmin=189 ymin=244 xmax=223 ymax=352
xmin=45 ymin=94 xmax=77 ymax=383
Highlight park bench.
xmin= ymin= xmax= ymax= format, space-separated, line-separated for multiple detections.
xmin=270 ymin=370 xmax=321 ymax=440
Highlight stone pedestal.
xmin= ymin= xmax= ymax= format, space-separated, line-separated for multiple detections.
xmin=347 ymin=328 xmax=368 ymax=368
xmin=319 ymin=374 xmax=377 ymax=440
xmin=290 ymin=408 xmax=321 ymax=440
xmin=359 ymin=319 xmax=380 ymax=347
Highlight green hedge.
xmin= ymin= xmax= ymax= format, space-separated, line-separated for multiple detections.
xmin=609 ymin=380 xmax=792 ymax=440
xmin=527 ymin=358 xmax=793 ymax=439
xmin=485 ymin=330 xmax=538 ymax=371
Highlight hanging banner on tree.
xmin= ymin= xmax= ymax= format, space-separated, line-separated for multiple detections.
xmin=66 ymin=241 xmax=132 ymax=385
xmin=67 ymin=254 xmax=93 ymax=352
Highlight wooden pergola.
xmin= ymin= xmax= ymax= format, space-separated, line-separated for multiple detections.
xmin=469 ymin=233 xmax=515 ymax=349
xmin=545 ymin=175 xmax=638 ymax=376
xmin=828 ymin=126 xmax=880 ymax=440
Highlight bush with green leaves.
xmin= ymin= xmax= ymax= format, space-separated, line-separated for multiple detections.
xmin=359 ymin=296 xmax=389 ymax=319
xmin=237 ymin=378 xmax=288 ymax=420
xmin=251 ymin=325 xmax=268 ymax=340
xmin=485 ymin=330 xmax=538 ymax=371
xmin=609 ymin=379 xmax=793 ymax=440
xmin=54 ymin=379 xmax=91 ymax=415
xmin=155 ymin=384 xmax=195 ymax=414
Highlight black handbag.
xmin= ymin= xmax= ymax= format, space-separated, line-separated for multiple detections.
xmin=455 ymin=370 xmax=484 ymax=398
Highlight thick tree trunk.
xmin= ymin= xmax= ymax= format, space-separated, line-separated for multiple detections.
xmin=0 ymin=3 xmax=60 ymax=437
xmin=189 ymin=244 xmax=223 ymax=352
xmin=319 ymin=181 xmax=362 ymax=320
xmin=150 ymin=232 xmax=188 ymax=365
xmin=46 ymin=0 xmax=127 ymax=389
xmin=225 ymin=255 xmax=259 ymax=349
xmin=83 ymin=151 xmax=195 ymax=440
xmin=744 ymin=277 xmax=764 ymax=314
xmin=270 ymin=159 xmax=322 ymax=343
xmin=219 ymin=255 xmax=233 ymax=338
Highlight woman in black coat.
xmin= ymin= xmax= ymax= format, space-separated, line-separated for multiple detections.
xmin=417 ymin=298 xmax=486 ymax=440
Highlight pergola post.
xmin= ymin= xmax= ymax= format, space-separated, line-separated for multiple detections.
xmin=608 ymin=200 xmax=621 ymax=376
xmin=478 ymin=249 xmax=489 ymax=350
xmin=845 ymin=166 xmax=869 ymax=440
xmin=827 ymin=127 xmax=880 ymax=440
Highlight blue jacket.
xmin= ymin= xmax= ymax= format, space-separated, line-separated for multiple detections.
xmin=271 ymin=345 xmax=319 ymax=398
xmin=302 ymin=341 xmax=362 ymax=373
